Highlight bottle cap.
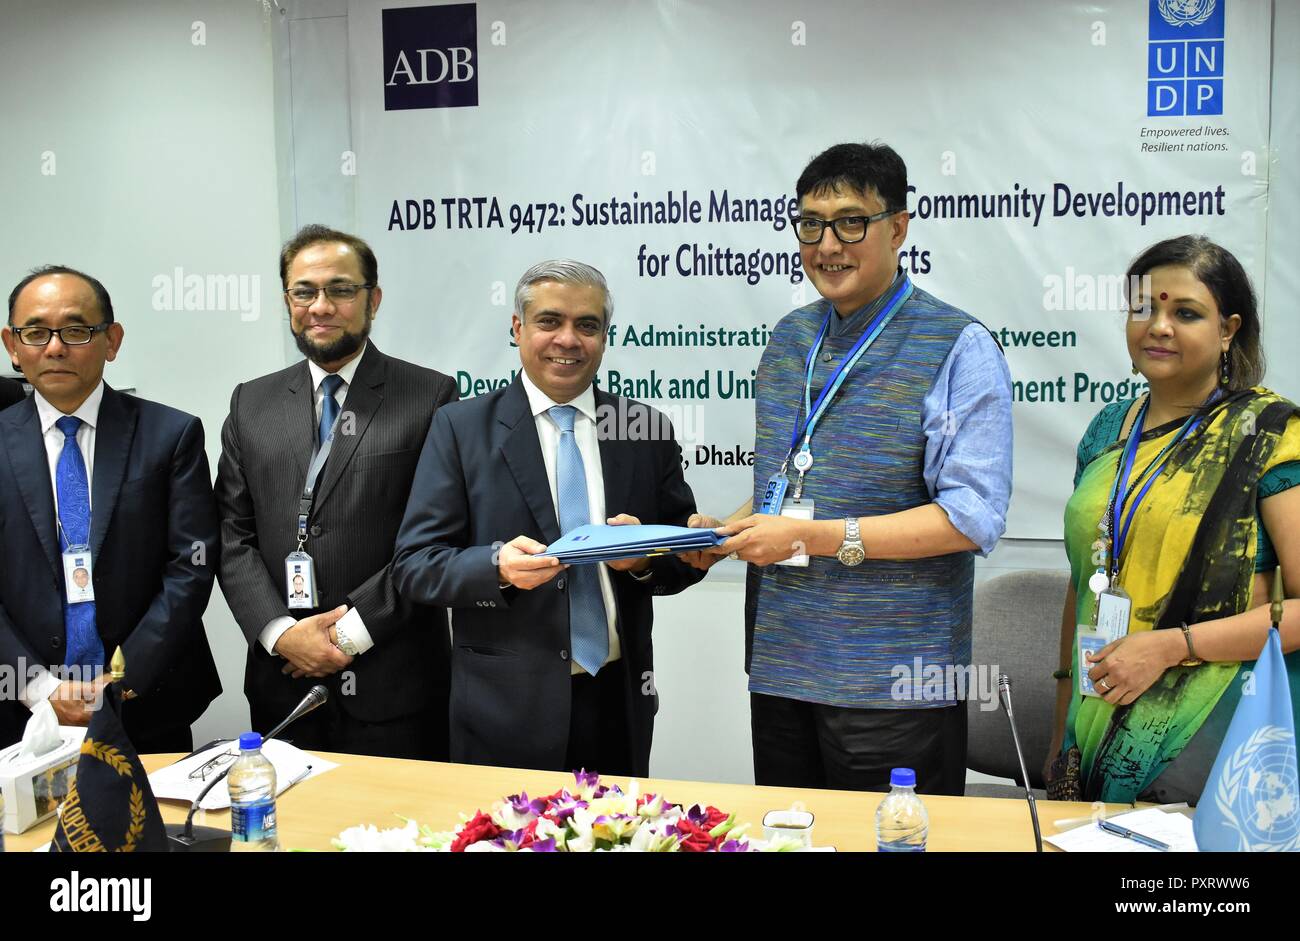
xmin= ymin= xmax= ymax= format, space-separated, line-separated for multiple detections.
xmin=238 ymin=731 xmax=263 ymax=751
xmin=890 ymin=768 xmax=916 ymax=788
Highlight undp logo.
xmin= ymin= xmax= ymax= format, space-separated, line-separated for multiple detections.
xmin=383 ymin=3 xmax=478 ymax=111
xmin=1147 ymin=0 xmax=1225 ymax=117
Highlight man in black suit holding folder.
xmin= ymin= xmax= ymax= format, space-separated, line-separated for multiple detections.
xmin=393 ymin=259 xmax=702 ymax=776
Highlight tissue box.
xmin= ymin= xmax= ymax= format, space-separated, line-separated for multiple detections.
xmin=0 ymin=727 xmax=87 ymax=834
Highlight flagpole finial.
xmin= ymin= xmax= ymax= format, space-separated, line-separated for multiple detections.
xmin=1271 ymin=567 xmax=1285 ymax=629
xmin=109 ymin=646 xmax=126 ymax=682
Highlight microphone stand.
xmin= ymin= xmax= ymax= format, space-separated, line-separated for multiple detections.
xmin=997 ymin=674 xmax=1043 ymax=853
xmin=166 ymin=686 xmax=329 ymax=852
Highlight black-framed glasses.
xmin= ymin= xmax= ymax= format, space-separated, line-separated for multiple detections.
xmin=791 ymin=209 xmax=902 ymax=245
xmin=284 ymin=283 xmax=374 ymax=306
xmin=11 ymin=323 xmax=111 ymax=347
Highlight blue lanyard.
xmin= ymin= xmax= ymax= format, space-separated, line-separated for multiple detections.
xmin=788 ymin=277 xmax=914 ymax=458
xmin=1106 ymin=397 xmax=1210 ymax=578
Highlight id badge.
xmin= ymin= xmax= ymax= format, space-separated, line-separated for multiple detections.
xmin=775 ymin=498 xmax=813 ymax=568
xmin=1077 ymin=628 xmax=1108 ymax=698
xmin=759 ymin=473 xmax=790 ymax=515
xmin=61 ymin=546 xmax=95 ymax=604
xmin=285 ymin=551 xmax=318 ymax=609
xmin=1096 ymin=587 xmax=1132 ymax=642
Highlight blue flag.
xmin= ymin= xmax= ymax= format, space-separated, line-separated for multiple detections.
xmin=1194 ymin=628 xmax=1300 ymax=851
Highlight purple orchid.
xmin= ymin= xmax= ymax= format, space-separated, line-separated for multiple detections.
xmin=685 ymin=804 xmax=709 ymax=826
xmin=506 ymin=791 xmax=548 ymax=819
xmin=718 ymin=839 xmax=750 ymax=853
xmin=547 ymin=793 xmax=588 ymax=823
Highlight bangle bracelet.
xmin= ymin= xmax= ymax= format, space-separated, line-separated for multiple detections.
xmin=1179 ymin=622 xmax=1204 ymax=666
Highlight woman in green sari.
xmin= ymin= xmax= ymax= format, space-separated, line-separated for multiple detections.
xmin=1045 ymin=236 xmax=1300 ymax=805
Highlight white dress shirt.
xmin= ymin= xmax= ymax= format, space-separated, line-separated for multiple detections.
xmin=519 ymin=371 xmax=621 ymax=675
xmin=21 ymin=382 xmax=106 ymax=708
xmin=258 ymin=345 xmax=375 ymax=657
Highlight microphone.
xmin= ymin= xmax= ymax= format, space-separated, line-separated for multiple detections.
xmin=997 ymin=673 xmax=1043 ymax=853
xmin=167 ymin=685 xmax=329 ymax=852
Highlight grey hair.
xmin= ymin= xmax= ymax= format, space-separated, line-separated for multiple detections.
xmin=513 ymin=259 xmax=614 ymax=325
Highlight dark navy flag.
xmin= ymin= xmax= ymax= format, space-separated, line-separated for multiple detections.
xmin=1194 ymin=628 xmax=1300 ymax=851
xmin=51 ymin=683 xmax=168 ymax=853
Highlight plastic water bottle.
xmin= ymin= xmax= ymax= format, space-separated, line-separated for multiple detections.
xmin=875 ymin=767 xmax=928 ymax=852
xmin=228 ymin=732 xmax=278 ymax=852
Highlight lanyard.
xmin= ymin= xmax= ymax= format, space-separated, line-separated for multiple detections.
xmin=787 ymin=276 xmax=914 ymax=464
xmin=1103 ymin=396 xmax=1212 ymax=580
xmin=296 ymin=412 xmax=342 ymax=547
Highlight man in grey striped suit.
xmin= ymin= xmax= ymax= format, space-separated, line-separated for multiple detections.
xmin=215 ymin=225 xmax=456 ymax=758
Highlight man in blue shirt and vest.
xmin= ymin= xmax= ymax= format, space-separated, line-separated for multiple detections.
xmin=691 ymin=142 xmax=1013 ymax=795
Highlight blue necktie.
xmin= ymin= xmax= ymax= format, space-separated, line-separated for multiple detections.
xmin=549 ymin=406 xmax=608 ymax=675
xmin=318 ymin=374 xmax=343 ymax=447
xmin=55 ymin=416 xmax=103 ymax=669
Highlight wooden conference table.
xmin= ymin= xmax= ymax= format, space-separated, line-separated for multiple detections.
xmin=9 ymin=752 xmax=1122 ymax=852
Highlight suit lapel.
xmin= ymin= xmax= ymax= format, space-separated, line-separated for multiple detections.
xmin=596 ymin=389 xmax=633 ymax=520
xmin=313 ymin=347 xmax=384 ymax=509
xmin=89 ymin=386 xmax=137 ymax=562
xmin=280 ymin=362 xmax=316 ymax=482
xmin=498 ymin=378 xmax=561 ymax=545
xmin=4 ymin=400 xmax=61 ymax=586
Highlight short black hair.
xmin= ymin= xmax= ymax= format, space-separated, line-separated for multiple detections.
xmin=1125 ymin=235 xmax=1264 ymax=392
xmin=7 ymin=265 xmax=115 ymax=325
xmin=795 ymin=142 xmax=908 ymax=211
xmin=280 ymin=224 xmax=378 ymax=289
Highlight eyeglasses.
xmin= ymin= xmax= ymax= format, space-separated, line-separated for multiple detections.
xmin=187 ymin=749 xmax=237 ymax=782
xmin=791 ymin=209 xmax=902 ymax=245
xmin=10 ymin=323 xmax=111 ymax=347
xmin=284 ymin=283 xmax=373 ymax=306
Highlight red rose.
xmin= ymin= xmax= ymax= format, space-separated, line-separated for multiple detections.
xmin=701 ymin=807 xmax=730 ymax=831
xmin=451 ymin=811 xmax=502 ymax=852
xmin=673 ymin=817 xmax=717 ymax=853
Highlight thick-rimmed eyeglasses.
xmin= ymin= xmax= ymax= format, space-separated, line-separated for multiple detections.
xmin=284 ymin=283 xmax=374 ymax=306
xmin=10 ymin=323 xmax=111 ymax=346
xmin=791 ymin=209 xmax=902 ymax=245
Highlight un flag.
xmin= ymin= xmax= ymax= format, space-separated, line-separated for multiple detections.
xmin=1194 ymin=628 xmax=1300 ymax=851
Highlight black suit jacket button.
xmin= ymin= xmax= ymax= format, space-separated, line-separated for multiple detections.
xmin=556 ymin=577 xmax=567 ymax=590
xmin=560 ymin=649 xmax=569 ymax=661
xmin=310 ymin=524 xmax=322 ymax=537
xmin=51 ymin=636 xmax=62 ymax=649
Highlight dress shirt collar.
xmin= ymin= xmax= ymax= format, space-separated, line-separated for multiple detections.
xmin=830 ymin=267 xmax=907 ymax=338
xmin=34 ymin=380 xmax=105 ymax=434
xmin=307 ymin=341 xmax=368 ymax=392
xmin=519 ymin=369 xmax=598 ymax=424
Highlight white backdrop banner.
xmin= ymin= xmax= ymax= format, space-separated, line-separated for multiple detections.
xmin=344 ymin=0 xmax=1271 ymax=538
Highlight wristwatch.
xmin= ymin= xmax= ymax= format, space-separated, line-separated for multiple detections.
xmin=836 ymin=518 xmax=865 ymax=566
xmin=1179 ymin=623 xmax=1203 ymax=667
xmin=334 ymin=621 xmax=360 ymax=657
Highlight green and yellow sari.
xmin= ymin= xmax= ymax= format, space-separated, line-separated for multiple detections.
xmin=1052 ymin=388 xmax=1300 ymax=804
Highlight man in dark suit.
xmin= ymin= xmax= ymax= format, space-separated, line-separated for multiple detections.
xmin=0 ymin=375 xmax=24 ymax=411
xmin=0 ymin=266 xmax=220 ymax=751
xmin=392 ymin=259 xmax=703 ymax=777
xmin=216 ymin=225 xmax=456 ymax=759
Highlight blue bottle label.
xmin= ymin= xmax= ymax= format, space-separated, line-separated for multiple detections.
xmin=232 ymin=798 xmax=277 ymax=843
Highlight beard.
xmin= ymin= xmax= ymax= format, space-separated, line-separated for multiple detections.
xmin=292 ymin=312 xmax=372 ymax=366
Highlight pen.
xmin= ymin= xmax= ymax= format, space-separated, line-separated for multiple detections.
xmin=284 ymin=765 xmax=313 ymax=792
xmin=1098 ymin=818 xmax=1169 ymax=851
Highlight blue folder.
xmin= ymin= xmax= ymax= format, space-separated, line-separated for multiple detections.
xmin=542 ymin=523 xmax=726 ymax=564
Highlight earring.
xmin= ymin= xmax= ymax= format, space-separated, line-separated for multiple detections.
xmin=1220 ymin=350 xmax=1231 ymax=388
xmin=1131 ymin=363 xmax=1139 ymax=375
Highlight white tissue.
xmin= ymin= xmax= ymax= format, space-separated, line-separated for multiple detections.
xmin=16 ymin=701 xmax=63 ymax=762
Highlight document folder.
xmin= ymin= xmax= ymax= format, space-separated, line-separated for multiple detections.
xmin=542 ymin=523 xmax=725 ymax=564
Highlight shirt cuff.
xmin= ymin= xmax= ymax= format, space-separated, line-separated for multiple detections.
xmin=336 ymin=606 xmax=374 ymax=655
xmin=19 ymin=668 xmax=63 ymax=711
xmin=259 ymin=616 xmax=297 ymax=656
xmin=935 ymin=488 xmax=1005 ymax=558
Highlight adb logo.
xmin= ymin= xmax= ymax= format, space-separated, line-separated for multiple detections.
xmin=1147 ymin=0 xmax=1224 ymax=116
xmin=383 ymin=3 xmax=478 ymax=111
